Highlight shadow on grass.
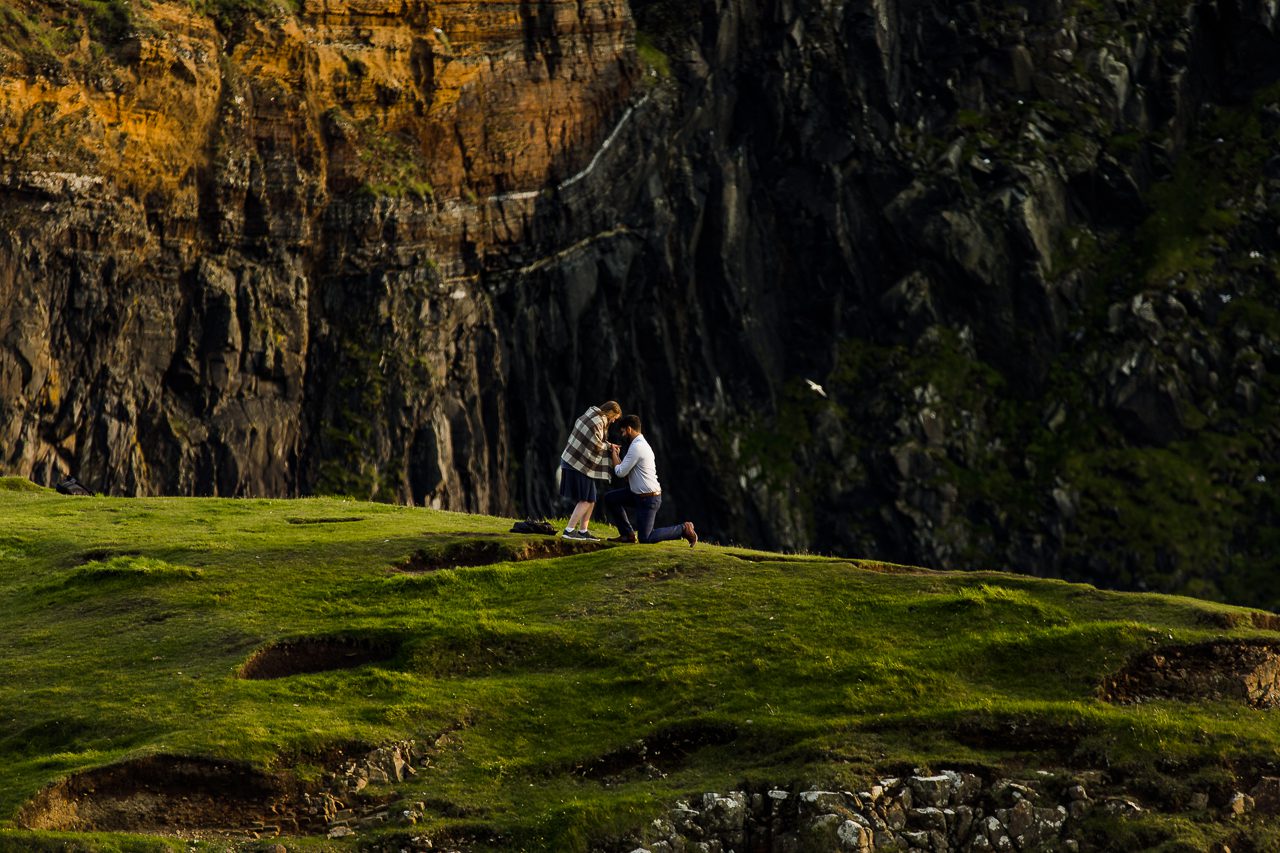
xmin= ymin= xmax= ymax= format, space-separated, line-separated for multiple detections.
xmin=576 ymin=719 xmax=741 ymax=782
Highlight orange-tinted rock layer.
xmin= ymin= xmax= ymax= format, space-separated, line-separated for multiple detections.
xmin=0 ymin=0 xmax=636 ymax=505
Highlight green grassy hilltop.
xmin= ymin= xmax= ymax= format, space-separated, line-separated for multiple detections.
xmin=2 ymin=477 xmax=1280 ymax=851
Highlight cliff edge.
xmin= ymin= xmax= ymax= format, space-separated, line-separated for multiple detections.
xmin=3 ymin=0 xmax=1280 ymax=606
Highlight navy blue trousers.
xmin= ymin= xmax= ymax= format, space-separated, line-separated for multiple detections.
xmin=604 ymin=488 xmax=684 ymax=543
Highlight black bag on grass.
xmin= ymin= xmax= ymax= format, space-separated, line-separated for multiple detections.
xmin=509 ymin=518 xmax=557 ymax=535
xmin=56 ymin=477 xmax=92 ymax=496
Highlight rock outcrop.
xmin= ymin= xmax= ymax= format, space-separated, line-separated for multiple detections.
xmin=1101 ymin=640 xmax=1280 ymax=707
xmin=603 ymin=773 xmax=1090 ymax=852
xmin=601 ymin=770 xmax=1280 ymax=852
xmin=3 ymin=0 xmax=1280 ymax=604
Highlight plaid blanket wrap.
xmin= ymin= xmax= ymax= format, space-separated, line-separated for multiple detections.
xmin=561 ymin=407 xmax=612 ymax=480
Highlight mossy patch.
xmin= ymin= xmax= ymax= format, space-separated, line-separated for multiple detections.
xmin=332 ymin=114 xmax=436 ymax=200
xmin=635 ymin=32 xmax=671 ymax=79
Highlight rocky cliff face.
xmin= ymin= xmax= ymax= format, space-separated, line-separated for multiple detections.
xmin=0 ymin=0 xmax=634 ymax=510
xmin=488 ymin=0 xmax=1280 ymax=605
xmin=2 ymin=0 xmax=1280 ymax=605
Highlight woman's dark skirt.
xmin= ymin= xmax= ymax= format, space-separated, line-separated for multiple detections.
xmin=559 ymin=460 xmax=598 ymax=503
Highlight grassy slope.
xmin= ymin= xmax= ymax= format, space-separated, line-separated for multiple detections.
xmin=0 ymin=478 xmax=1279 ymax=851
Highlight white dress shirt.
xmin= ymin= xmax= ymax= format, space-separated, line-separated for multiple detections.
xmin=614 ymin=433 xmax=662 ymax=494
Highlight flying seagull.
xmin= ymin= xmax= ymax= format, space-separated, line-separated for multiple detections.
xmin=805 ymin=378 xmax=827 ymax=398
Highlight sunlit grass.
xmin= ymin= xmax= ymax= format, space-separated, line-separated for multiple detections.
xmin=0 ymin=477 xmax=1278 ymax=849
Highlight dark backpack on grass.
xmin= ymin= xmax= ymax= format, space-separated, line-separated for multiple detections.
xmin=510 ymin=518 xmax=556 ymax=535
xmin=55 ymin=477 xmax=92 ymax=496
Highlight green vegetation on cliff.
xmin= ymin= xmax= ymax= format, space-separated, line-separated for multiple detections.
xmin=4 ymin=479 xmax=1280 ymax=850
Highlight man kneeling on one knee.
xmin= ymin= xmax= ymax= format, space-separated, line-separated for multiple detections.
xmin=605 ymin=415 xmax=697 ymax=547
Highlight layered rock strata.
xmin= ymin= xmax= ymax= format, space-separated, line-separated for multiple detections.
xmin=0 ymin=0 xmax=635 ymax=508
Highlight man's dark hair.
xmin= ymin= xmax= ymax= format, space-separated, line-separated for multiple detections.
xmin=619 ymin=414 xmax=642 ymax=433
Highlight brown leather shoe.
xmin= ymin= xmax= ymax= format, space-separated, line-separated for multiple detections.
xmin=608 ymin=532 xmax=637 ymax=543
xmin=681 ymin=522 xmax=697 ymax=548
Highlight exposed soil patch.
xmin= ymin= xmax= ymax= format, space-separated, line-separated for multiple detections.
xmin=285 ymin=516 xmax=365 ymax=525
xmin=578 ymin=721 xmax=739 ymax=782
xmin=393 ymin=535 xmax=606 ymax=573
xmin=1209 ymin=610 xmax=1280 ymax=631
xmin=239 ymin=635 xmax=400 ymax=680
xmin=16 ymin=754 xmax=317 ymax=834
xmin=1101 ymin=641 xmax=1280 ymax=708
xmin=16 ymin=743 xmax=425 ymax=837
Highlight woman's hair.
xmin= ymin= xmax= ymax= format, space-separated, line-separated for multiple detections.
xmin=599 ymin=400 xmax=622 ymax=416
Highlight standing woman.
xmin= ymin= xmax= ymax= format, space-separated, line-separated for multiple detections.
xmin=559 ymin=400 xmax=622 ymax=541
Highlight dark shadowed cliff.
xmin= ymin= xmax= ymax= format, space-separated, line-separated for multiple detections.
xmin=2 ymin=0 xmax=1279 ymax=606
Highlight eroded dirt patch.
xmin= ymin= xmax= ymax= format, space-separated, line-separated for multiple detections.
xmin=394 ymin=535 xmax=606 ymax=572
xmin=578 ymin=721 xmax=739 ymax=782
xmin=239 ymin=635 xmax=400 ymax=680
xmin=16 ymin=754 xmax=315 ymax=834
xmin=1101 ymin=641 xmax=1280 ymax=707
xmin=16 ymin=743 xmax=426 ymax=837
xmin=1209 ymin=610 xmax=1280 ymax=632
